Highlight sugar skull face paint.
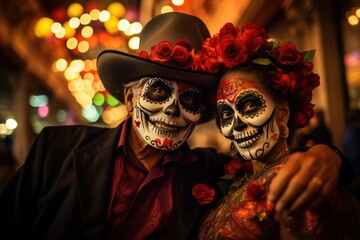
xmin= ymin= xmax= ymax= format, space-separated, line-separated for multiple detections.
xmin=133 ymin=77 xmax=204 ymax=151
xmin=217 ymin=71 xmax=280 ymax=160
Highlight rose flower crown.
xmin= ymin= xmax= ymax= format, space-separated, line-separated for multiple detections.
xmin=137 ymin=22 xmax=320 ymax=128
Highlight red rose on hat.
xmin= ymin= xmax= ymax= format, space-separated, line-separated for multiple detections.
xmin=150 ymin=40 xmax=173 ymax=62
xmin=172 ymin=45 xmax=192 ymax=67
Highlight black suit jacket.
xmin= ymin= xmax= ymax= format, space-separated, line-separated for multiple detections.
xmin=0 ymin=122 xmax=224 ymax=240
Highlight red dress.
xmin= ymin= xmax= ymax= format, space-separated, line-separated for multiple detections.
xmin=198 ymin=160 xmax=360 ymax=240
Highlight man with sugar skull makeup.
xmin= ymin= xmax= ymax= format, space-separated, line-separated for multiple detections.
xmin=197 ymin=22 xmax=360 ymax=239
xmin=0 ymin=13 xmax=355 ymax=240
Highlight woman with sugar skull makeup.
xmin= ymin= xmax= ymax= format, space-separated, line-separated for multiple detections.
xmin=197 ymin=22 xmax=360 ymax=239
xmin=0 ymin=13 xmax=355 ymax=240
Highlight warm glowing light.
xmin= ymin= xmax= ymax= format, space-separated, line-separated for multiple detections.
xmin=80 ymin=13 xmax=92 ymax=25
xmin=81 ymin=80 xmax=92 ymax=92
xmin=69 ymin=17 xmax=80 ymax=28
xmin=63 ymin=22 xmax=76 ymax=38
xmin=130 ymin=22 xmax=142 ymax=34
xmin=161 ymin=6 xmax=174 ymax=14
xmin=128 ymin=36 xmax=140 ymax=50
xmin=83 ymin=59 xmax=94 ymax=71
xmin=348 ymin=15 xmax=359 ymax=25
xmin=70 ymin=60 xmax=85 ymax=71
xmin=78 ymin=40 xmax=89 ymax=53
xmin=123 ymin=27 xmax=133 ymax=36
xmin=5 ymin=118 xmax=18 ymax=130
xmin=34 ymin=17 xmax=54 ymax=37
xmin=102 ymin=105 xmax=127 ymax=126
xmin=66 ymin=37 xmax=78 ymax=49
xmin=55 ymin=58 xmax=68 ymax=71
xmin=83 ymin=72 xmax=94 ymax=81
xmin=99 ymin=10 xmax=111 ymax=22
xmin=104 ymin=16 xmax=119 ymax=34
xmin=90 ymin=9 xmax=100 ymax=20
xmin=107 ymin=2 xmax=126 ymax=18
xmin=356 ymin=8 xmax=360 ymax=18
xmin=81 ymin=26 xmax=93 ymax=38
xmin=0 ymin=123 xmax=9 ymax=135
xmin=67 ymin=3 xmax=84 ymax=17
xmin=51 ymin=22 xmax=62 ymax=34
xmin=118 ymin=19 xmax=130 ymax=31
xmin=92 ymin=59 xmax=97 ymax=70
xmin=64 ymin=68 xmax=80 ymax=80
xmin=172 ymin=0 xmax=184 ymax=6
xmin=55 ymin=27 xmax=66 ymax=38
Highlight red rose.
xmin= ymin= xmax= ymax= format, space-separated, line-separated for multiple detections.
xmin=291 ymin=102 xmax=315 ymax=128
xmin=192 ymin=183 xmax=215 ymax=205
xmin=207 ymin=35 xmax=219 ymax=49
xmin=299 ymin=61 xmax=314 ymax=75
xmin=216 ymin=36 xmax=248 ymax=68
xmin=273 ymin=42 xmax=304 ymax=66
xmin=271 ymin=71 xmax=297 ymax=95
xmin=136 ymin=50 xmax=149 ymax=59
xmin=203 ymin=57 xmax=222 ymax=73
xmin=241 ymin=22 xmax=269 ymax=54
xmin=308 ymin=72 xmax=320 ymax=89
xmin=291 ymin=110 xmax=308 ymax=128
xmin=292 ymin=78 xmax=313 ymax=102
xmin=224 ymin=159 xmax=243 ymax=174
xmin=219 ymin=22 xmax=240 ymax=38
xmin=175 ymin=38 xmax=193 ymax=51
xmin=192 ymin=51 xmax=221 ymax=74
xmin=246 ymin=181 xmax=267 ymax=201
xmin=150 ymin=40 xmax=173 ymax=62
xmin=172 ymin=45 xmax=192 ymax=67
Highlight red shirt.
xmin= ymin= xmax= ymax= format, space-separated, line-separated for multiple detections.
xmin=107 ymin=118 xmax=197 ymax=239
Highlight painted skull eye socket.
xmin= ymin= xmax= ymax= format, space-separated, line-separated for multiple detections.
xmin=180 ymin=90 xmax=202 ymax=112
xmin=144 ymin=79 xmax=173 ymax=102
xmin=217 ymin=101 xmax=234 ymax=125
xmin=236 ymin=94 xmax=264 ymax=115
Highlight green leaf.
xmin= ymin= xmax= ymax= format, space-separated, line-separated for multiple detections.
xmin=253 ymin=58 xmax=272 ymax=65
xmin=219 ymin=173 xmax=235 ymax=180
xmin=271 ymin=38 xmax=283 ymax=49
xmin=303 ymin=49 xmax=316 ymax=61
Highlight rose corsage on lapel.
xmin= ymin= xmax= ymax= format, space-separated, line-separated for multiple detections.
xmin=192 ymin=183 xmax=216 ymax=205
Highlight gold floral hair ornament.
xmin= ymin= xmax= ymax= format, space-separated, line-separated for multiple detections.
xmin=191 ymin=22 xmax=320 ymax=128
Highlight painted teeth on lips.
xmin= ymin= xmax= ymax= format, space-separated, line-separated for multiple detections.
xmin=154 ymin=121 xmax=181 ymax=131
xmin=234 ymin=129 xmax=263 ymax=147
xmin=238 ymin=134 xmax=262 ymax=148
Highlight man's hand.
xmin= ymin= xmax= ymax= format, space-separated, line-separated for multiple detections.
xmin=267 ymin=144 xmax=341 ymax=218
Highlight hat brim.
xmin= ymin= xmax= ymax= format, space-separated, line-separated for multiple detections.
xmin=97 ymin=50 xmax=219 ymax=123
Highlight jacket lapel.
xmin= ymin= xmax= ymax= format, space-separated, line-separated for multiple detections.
xmin=73 ymin=124 xmax=122 ymax=239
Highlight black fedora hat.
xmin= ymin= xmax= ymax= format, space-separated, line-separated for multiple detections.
xmin=97 ymin=12 xmax=218 ymax=122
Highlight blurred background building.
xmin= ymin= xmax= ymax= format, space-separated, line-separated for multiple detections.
xmin=0 ymin=0 xmax=359 ymax=172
